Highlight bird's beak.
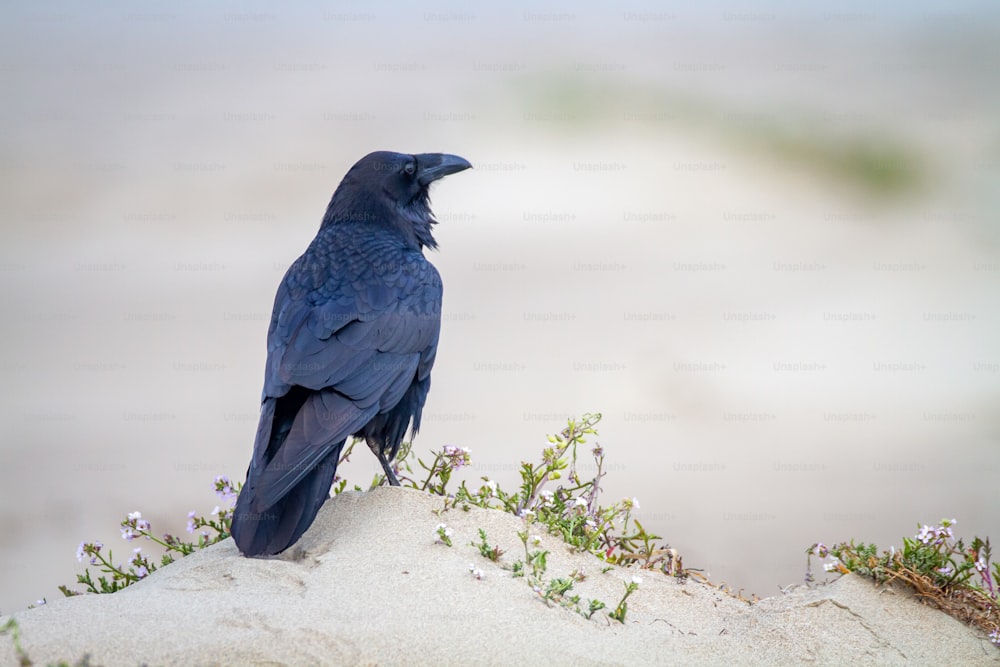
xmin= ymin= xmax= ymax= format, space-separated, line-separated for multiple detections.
xmin=415 ymin=153 xmax=473 ymax=186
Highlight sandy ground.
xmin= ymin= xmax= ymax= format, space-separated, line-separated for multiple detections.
xmin=2 ymin=488 xmax=997 ymax=666
xmin=1 ymin=3 xmax=999 ymax=614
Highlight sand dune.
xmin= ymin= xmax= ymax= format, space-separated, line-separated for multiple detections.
xmin=2 ymin=487 xmax=996 ymax=666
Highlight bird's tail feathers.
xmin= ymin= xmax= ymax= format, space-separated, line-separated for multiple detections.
xmin=231 ymin=395 xmax=347 ymax=556
xmin=230 ymin=443 xmax=343 ymax=556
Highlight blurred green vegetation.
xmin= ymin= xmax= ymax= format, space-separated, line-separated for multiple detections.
xmin=515 ymin=76 xmax=924 ymax=198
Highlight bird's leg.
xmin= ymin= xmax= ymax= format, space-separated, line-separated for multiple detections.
xmin=367 ymin=439 xmax=401 ymax=486
xmin=377 ymin=451 xmax=401 ymax=487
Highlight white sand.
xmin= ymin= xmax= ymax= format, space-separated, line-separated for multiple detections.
xmin=2 ymin=487 xmax=996 ymax=666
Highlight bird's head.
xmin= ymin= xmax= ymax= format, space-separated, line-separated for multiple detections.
xmin=322 ymin=151 xmax=472 ymax=249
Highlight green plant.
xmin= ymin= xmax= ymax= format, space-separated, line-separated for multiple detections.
xmin=809 ymin=518 xmax=1000 ymax=646
xmin=448 ymin=414 xmax=675 ymax=575
xmin=434 ymin=523 xmax=453 ymax=547
xmin=61 ymin=476 xmax=238 ymax=597
xmin=438 ymin=414 xmax=674 ymax=623
xmin=609 ymin=576 xmax=642 ymax=624
xmin=472 ymin=529 xmax=503 ymax=562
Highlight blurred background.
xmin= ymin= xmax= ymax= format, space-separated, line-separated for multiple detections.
xmin=1 ymin=1 xmax=998 ymax=613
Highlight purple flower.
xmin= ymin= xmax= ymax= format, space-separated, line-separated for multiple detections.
xmin=938 ymin=519 xmax=955 ymax=541
xmin=76 ymin=542 xmax=104 ymax=565
xmin=443 ymin=445 xmax=471 ymax=468
xmin=186 ymin=510 xmax=197 ymax=534
xmin=214 ymin=475 xmax=238 ymax=503
xmin=130 ymin=550 xmax=150 ymax=579
xmin=122 ymin=511 xmax=150 ymax=540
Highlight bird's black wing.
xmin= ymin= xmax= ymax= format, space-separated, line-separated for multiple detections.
xmin=247 ymin=233 xmax=441 ymax=510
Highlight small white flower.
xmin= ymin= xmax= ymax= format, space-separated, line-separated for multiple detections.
xmin=468 ymin=563 xmax=484 ymax=580
xmin=631 ymin=575 xmax=643 ymax=586
xmin=530 ymin=534 xmax=542 ymax=546
xmin=574 ymin=497 xmax=588 ymax=508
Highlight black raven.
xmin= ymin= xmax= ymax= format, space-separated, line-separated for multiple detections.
xmin=231 ymin=151 xmax=472 ymax=557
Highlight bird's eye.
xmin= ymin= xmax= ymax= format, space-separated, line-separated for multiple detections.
xmin=403 ymin=161 xmax=416 ymax=176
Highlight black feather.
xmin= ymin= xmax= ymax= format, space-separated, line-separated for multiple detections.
xmin=230 ymin=151 xmax=471 ymax=556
